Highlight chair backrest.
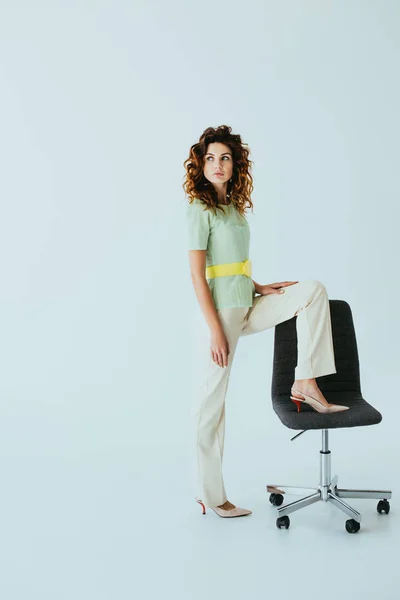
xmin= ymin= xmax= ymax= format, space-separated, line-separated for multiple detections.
xmin=271 ymin=300 xmax=362 ymax=396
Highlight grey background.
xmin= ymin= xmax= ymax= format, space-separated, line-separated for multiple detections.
xmin=0 ymin=1 xmax=399 ymax=599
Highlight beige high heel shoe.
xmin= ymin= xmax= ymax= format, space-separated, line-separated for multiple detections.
xmin=195 ymin=497 xmax=252 ymax=517
xmin=290 ymin=387 xmax=349 ymax=414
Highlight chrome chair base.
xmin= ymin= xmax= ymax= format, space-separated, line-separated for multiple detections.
xmin=266 ymin=430 xmax=392 ymax=529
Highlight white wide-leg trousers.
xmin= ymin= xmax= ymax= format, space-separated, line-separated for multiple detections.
xmin=191 ymin=279 xmax=337 ymax=508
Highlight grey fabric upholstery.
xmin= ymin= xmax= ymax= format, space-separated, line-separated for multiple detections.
xmin=271 ymin=299 xmax=382 ymax=430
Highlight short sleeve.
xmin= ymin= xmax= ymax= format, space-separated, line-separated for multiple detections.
xmin=186 ymin=202 xmax=210 ymax=250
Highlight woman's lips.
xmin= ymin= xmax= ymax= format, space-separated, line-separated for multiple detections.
xmin=214 ymin=173 xmax=224 ymax=177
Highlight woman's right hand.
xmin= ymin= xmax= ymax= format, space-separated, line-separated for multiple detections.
xmin=210 ymin=329 xmax=230 ymax=368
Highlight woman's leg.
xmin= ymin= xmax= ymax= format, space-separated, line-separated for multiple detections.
xmin=191 ymin=307 xmax=248 ymax=508
xmin=240 ymin=280 xmax=337 ymax=380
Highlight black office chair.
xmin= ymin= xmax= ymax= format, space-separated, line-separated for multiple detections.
xmin=267 ymin=299 xmax=392 ymax=534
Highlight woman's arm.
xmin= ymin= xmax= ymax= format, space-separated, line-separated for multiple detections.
xmin=252 ymin=279 xmax=262 ymax=294
xmin=188 ymin=250 xmax=224 ymax=334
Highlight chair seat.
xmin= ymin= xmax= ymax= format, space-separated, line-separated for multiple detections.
xmin=272 ymin=391 xmax=382 ymax=430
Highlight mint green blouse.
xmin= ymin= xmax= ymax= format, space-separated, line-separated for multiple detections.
xmin=186 ymin=198 xmax=256 ymax=310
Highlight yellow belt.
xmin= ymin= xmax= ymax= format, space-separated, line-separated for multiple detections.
xmin=206 ymin=258 xmax=252 ymax=279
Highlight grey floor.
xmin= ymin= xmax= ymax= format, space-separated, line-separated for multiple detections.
xmin=1 ymin=375 xmax=397 ymax=600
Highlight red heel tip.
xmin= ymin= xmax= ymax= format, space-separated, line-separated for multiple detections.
xmin=291 ymin=398 xmax=302 ymax=413
xmin=195 ymin=499 xmax=207 ymax=514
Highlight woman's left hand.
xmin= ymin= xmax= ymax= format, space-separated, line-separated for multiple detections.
xmin=258 ymin=281 xmax=299 ymax=296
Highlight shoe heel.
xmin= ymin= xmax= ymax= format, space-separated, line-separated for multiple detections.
xmin=195 ymin=497 xmax=206 ymax=515
xmin=291 ymin=397 xmax=302 ymax=412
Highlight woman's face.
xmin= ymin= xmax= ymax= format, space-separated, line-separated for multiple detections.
xmin=203 ymin=142 xmax=233 ymax=188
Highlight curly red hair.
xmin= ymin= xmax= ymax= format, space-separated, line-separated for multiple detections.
xmin=182 ymin=125 xmax=254 ymax=217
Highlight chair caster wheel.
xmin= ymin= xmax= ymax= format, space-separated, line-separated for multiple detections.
xmin=276 ymin=516 xmax=290 ymax=529
xmin=377 ymin=500 xmax=390 ymax=514
xmin=345 ymin=519 xmax=360 ymax=533
xmin=269 ymin=493 xmax=284 ymax=506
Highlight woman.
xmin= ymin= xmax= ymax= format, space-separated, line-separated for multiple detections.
xmin=183 ymin=125 xmax=349 ymax=519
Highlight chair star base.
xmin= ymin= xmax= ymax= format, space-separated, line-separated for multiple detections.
xmin=266 ymin=430 xmax=392 ymax=532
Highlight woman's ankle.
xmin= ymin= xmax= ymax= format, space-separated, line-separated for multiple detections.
xmin=294 ymin=378 xmax=317 ymax=390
